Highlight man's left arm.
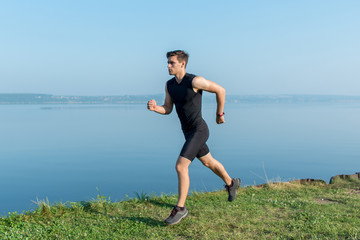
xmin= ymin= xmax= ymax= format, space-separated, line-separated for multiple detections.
xmin=192 ymin=76 xmax=225 ymax=124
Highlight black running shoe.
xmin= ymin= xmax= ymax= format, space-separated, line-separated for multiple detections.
xmin=225 ymin=178 xmax=241 ymax=202
xmin=164 ymin=206 xmax=188 ymax=225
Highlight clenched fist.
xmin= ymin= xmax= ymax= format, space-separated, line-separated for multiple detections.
xmin=216 ymin=115 xmax=225 ymax=124
xmin=147 ymin=99 xmax=157 ymax=111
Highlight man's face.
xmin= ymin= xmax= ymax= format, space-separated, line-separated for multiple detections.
xmin=167 ymin=56 xmax=185 ymax=75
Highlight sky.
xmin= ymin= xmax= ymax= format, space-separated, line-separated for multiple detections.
xmin=1 ymin=0 xmax=359 ymax=96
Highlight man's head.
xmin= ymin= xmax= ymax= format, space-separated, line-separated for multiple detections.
xmin=166 ymin=50 xmax=189 ymax=75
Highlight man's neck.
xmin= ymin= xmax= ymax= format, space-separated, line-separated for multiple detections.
xmin=175 ymin=71 xmax=186 ymax=83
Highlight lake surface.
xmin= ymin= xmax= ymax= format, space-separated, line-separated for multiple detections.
xmin=1 ymin=103 xmax=359 ymax=216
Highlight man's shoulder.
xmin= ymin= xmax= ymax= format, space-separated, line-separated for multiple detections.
xmin=190 ymin=75 xmax=205 ymax=85
xmin=186 ymin=73 xmax=197 ymax=79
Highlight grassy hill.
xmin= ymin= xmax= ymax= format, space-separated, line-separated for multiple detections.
xmin=1 ymin=178 xmax=359 ymax=239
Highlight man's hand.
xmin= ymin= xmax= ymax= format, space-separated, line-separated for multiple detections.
xmin=147 ymin=99 xmax=157 ymax=111
xmin=216 ymin=115 xmax=225 ymax=124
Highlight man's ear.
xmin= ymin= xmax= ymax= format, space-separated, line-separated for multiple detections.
xmin=181 ymin=61 xmax=186 ymax=68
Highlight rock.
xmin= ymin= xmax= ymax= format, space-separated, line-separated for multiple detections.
xmin=329 ymin=172 xmax=360 ymax=184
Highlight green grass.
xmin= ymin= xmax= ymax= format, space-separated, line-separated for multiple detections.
xmin=1 ymin=179 xmax=359 ymax=239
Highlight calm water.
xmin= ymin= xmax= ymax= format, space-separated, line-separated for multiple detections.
xmin=1 ymin=103 xmax=359 ymax=216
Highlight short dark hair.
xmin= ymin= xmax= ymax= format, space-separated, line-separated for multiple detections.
xmin=166 ymin=50 xmax=189 ymax=67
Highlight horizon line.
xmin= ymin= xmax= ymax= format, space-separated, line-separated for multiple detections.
xmin=1 ymin=93 xmax=360 ymax=97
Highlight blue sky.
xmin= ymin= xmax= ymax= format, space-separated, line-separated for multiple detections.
xmin=1 ymin=0 xmax=359 ymax=95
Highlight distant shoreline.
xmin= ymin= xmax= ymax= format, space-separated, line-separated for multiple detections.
xmin=1 ymin=93 xmax=360 ymax=105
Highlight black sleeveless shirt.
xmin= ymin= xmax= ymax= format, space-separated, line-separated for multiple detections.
xmin=167 ymin=73 xmax=205 ymax=132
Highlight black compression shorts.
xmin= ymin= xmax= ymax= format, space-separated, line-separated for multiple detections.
xmin=180 ymin=121 xmax=210 ymax=161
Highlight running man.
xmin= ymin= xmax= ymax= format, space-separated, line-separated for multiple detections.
xmin=147 ymin=50 xmax=240 ymax=225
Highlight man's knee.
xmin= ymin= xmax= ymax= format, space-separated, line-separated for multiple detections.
xmin=176 ymin=163 xmax=188 ymax=174
xmin=200 ymin=159 xmax=212 ymax=168
xmin=175 ymin=163 xmax=182 ymax=173
xmin=176 ymin=156 xmax=191 ymax=173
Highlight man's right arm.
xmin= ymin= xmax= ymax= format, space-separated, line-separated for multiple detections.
xmin=147 ymin=84 xmax=173 ymax=115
